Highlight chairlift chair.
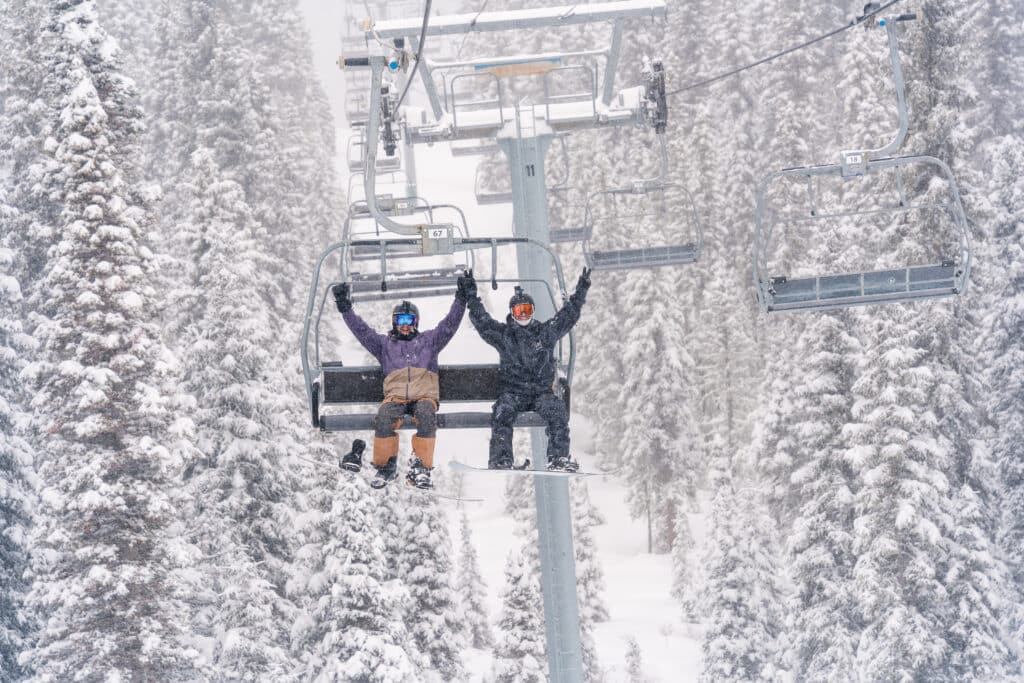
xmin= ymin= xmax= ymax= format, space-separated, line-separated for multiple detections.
xmin=751 ymin=11 xmax=971 ymax=313
xmin=473 ymin=161 xmax=513 ymax=205
xmin=580 ymin=135 xmax=702 ymax=270
xmin=753 ymin=157 xmax=970 ymax=313
xmin=345 ymin=90 xmax=371 ymax=126
xmin=548 ymin=186 xmax=589 ymax=244
xmin=301 ymin=238 xmax=575 ymax=431
xmin=346 ymin=130 xmax=402 ymax=174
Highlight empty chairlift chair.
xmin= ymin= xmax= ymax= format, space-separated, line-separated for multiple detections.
xmin=581 ymin=175 xmax=702 ymax=272
xmin=347 ymin=131 xmax=402 ymax=174
xmin=751 ymin=11 xmax=971 ymax=313
xmin=473 ymin=159 xmax=513 ymax=205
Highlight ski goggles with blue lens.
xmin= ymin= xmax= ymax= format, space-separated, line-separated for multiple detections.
xmin=393 ymin=313 xmax=417 ymax=327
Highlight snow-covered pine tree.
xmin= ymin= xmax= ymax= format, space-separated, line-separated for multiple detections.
xmin=455 ymin=510 xmax=493 ymax=649
xmin=571 ymin=479 xmax=609 ymax=624
xmin=18 ymin=1 xmax=196 ymax=678
xmin=623 ymin=635 xmax=648 ymax=683
xmin=698 ymin=458 xmax=782 ymax=682
xmin=174 ymin=147 xmax=298 ymax=676
xmin=494 ymin=432 xmax=552 ymax=681
xmin=985 ymin=133 xmax=1024 ymax=658
xmin=395 ymin=493 xmax=466 ymax=681
xmin=570 ymin=478 xmax=607 ymax=681
xmin=970 ymin=5 xmax=1024 ymax=657
xmin=491 ymin=549 xmax=548 ymax=683
xmin=291 ymin=471 xmax=416 ymax=682
xmin=669 ymin=494 xmax=698 ymax=623
xmin=0 ymin=215 xmax=37 ymax=681
xmin=783 ymin=312 xmax=862 ymax=681
xmin=616 ymin=266 xmax=701 ymax=554
xmin=0 ymin=0 xmax=60 ymax=290
xmin=846 ymin=303 xmax=956 ymax=680
xmin=915 ymin=4 xmax=1015 ymax=676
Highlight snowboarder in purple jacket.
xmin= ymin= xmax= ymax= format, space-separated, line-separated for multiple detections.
xmin=331 ymin=283 xmax=466 ymax=488
xmin=457 ymin=268 xmax=590 ymax=471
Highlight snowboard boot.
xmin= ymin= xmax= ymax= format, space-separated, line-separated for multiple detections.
xmin=405 ymin=457 xmax=434 ymax=489
xmin=370 ymin=456 xmax=398 ymax=489
xmin=340 ymin=439 xmax=366 ymax=472
xmin=546 ymin=454 xmax=580 ymax=473
xmin=488 ymin=454 xmax=514 ymax=470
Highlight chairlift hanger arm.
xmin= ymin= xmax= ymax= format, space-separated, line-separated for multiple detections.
xmin=842 ymin=13 xmax=915 ymax=166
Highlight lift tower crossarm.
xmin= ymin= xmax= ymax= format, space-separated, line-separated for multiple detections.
xmin=368 ymin=0 xmax=667 ymax=39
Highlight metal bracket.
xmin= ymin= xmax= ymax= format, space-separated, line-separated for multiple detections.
xmin=419 ymin=224 xmax=455 ymax=255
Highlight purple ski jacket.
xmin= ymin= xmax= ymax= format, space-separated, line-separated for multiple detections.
xmin=342 ymin=298 xmax=466 ymax=402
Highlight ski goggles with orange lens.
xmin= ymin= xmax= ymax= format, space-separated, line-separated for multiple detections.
xmin=393 ymin=313 xmax=417 ymax=326
xmin=511 ymin=303 xmax=535 ymax=319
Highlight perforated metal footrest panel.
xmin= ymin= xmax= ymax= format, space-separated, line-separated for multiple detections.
xmin=766 ymin=262 xmax=961 ymax=312
xmin=588 ymin=243 xmax=699 ymax=270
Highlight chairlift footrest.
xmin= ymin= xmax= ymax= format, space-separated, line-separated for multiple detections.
xmin=764 ymin=262 xmax=962 ymax=312
xmin=587 ymin=243 xmax=699 ymax=270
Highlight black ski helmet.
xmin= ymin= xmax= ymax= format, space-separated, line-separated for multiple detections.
xmin=508 ymin=287 xmax=534 ymax=309
xmin=391 ymin=300 xmax=419 ymax=339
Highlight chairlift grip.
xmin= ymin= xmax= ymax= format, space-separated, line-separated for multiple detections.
xmin=491 ymin=240 xmax=499 ymax=289
xmin=311 ymin=381 xmax=321 ymax=429
xmin=342 ymin=56 xmax=370 ymax=68
xmin=895 ymin=13 xmax=916 ymax=21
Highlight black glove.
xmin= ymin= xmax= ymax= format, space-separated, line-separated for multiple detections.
xmin=456 ymin=269 xmax=477 ymax=302
xmin=577 ymin=267 xmax=592 ymax=293
xmin=332 ymin=282 xmax=352 ymax=313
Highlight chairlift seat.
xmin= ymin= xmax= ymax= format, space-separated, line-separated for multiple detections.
xmin=764 ymin=262 xmax=962 ymax=312
xmin=317 ymin=363 xmax=568 ymax=431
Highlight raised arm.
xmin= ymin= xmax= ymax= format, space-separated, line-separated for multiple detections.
xmin=429 ymin=295 xmax=467 ymax=351
xmin=545 ymin=268 xmax=591 ymax=342
xmin=459 ymin=271 xmax=504 ymax=347
xmin=333 ymin=283 xmax=384 ymax=360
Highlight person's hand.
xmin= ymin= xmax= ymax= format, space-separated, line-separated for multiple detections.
xmin=332 ymin=282 xmax=352 ymax=313
xmin=577 ymin=267 xmax=592 ymax=292
xmin=456 ymin=269 xmax=478 ymax=302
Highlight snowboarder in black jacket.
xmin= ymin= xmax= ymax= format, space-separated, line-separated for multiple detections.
xmin=457 ymin=268 xmax=591 ymax=471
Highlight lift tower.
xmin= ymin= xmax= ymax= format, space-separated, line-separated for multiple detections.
xmin=344 ymin=3 xmax=668 ymax=680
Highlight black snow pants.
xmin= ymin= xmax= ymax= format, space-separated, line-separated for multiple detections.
xmin=489 ymin=391 xmax=569 ymax=465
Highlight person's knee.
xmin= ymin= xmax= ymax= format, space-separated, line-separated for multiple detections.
xmin=493 ymin=401 xmax=517 ymax=426
xmin=412 ymin=400 xmax=438 ymax=436
xmin=374 ymin=403 xmax=405 ymax=437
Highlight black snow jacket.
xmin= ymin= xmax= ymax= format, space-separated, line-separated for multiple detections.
xmin=467 ymin=282 xmax=588 ymax=398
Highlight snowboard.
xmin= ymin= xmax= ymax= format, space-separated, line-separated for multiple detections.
xmin=448 ymin=460 xmax=617 ymax=478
